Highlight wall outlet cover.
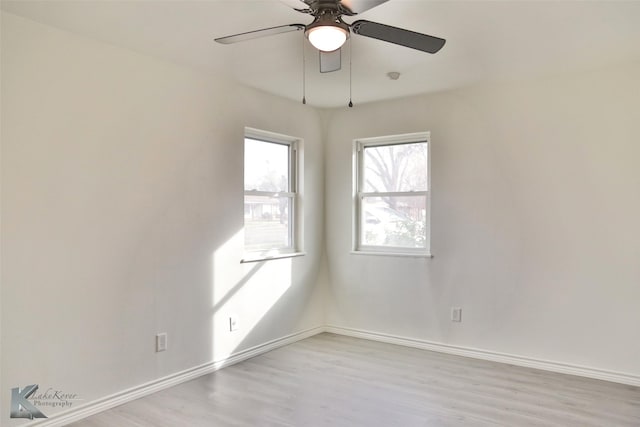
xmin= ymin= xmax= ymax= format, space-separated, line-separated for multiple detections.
xmin=229 ymin=315 xmax=239 ymax=332
xmin=156 ymin=333 xmax=168 ymax=352
xmin=451 ymin=307 xmax=462 ymax=322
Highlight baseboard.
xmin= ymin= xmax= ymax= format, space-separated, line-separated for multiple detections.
xmin=31 ymin=326 xmax=324 ymax=427
xmin=325 ymin=325 xmax=640 ymax=387
xmin=26 ymin=324 xmax=640 ymax=426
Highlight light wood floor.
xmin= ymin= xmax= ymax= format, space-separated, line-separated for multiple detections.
xmin=71 ymin=333 xmax=640 ymax=426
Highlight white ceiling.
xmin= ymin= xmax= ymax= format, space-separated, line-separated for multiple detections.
xmin=3 ymin=0 xmax=640 ymax=108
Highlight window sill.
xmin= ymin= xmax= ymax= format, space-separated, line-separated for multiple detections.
xmin=350 ymin=251 xmax=433 ymax=258
xmin=241 ymin=252 xmax=306 ymax=264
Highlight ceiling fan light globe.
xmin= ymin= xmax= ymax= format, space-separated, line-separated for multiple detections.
xmin=307 ymin=25 xmax=348 ymax=52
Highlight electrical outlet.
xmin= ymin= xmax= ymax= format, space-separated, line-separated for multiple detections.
xmin=156 ymin=333 xmax=168 ymax=352
xmin=229 ymin=316 xmax=238 ymax=332
xmin=451 ymin=307 xmax=462 ymax=323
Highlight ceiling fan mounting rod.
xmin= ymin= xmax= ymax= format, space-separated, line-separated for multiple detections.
xmin=307 ymin=0 xmax=358 ymax=17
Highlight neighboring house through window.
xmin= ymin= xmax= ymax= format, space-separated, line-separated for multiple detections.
xmin=354 ymin=132 xmax=431 ymax=256
xmin=243 ymin=127 xmax=302 ymax=261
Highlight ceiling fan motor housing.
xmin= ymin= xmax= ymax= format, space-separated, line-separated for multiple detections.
xmin=306 ymin=13 xmax=350 ymax=36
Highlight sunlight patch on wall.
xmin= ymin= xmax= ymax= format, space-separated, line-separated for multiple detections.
xmin=211 ymin=230 xmax=293 ymax=362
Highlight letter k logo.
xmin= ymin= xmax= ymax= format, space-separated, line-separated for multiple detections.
xmin=10 ymin=384 xmax=47 ymax=419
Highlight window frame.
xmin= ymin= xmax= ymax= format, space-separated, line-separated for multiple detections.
xmin=352 ymin=132 xmax=432 ymax=257
xmin=242 ymin=127 xmax=304 ymax=262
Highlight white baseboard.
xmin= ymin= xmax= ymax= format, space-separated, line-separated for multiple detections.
xmin=31 ymin=326 xmax=324 ymax=427
xmin=325 ymin=325 xmax=640 ymax=388
xmin=27 ymin=324 xmax=640 ymax=426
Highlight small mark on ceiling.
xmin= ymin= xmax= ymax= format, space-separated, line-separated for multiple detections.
xmin=387 ymin=71 xmax=401 ymax=80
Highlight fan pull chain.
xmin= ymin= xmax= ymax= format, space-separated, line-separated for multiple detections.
xmin=302 ymin=33 xmax=307 ymax=105
xmin=348 ymin=36 xmax=353 ymax=108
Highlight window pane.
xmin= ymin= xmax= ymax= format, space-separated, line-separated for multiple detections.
xmin=244 ymin=138 xmax=289 ymax=192
xmin=363 ymin=142 xmax=428 ymax=192
xmin=361 ymin=196 xmax=427 ymax=248
xmin=244 ymin=195 xmax=292 ymax=252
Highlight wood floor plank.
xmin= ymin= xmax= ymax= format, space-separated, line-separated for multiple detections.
xmin=69 ymin=333 xmax=640 ymax=426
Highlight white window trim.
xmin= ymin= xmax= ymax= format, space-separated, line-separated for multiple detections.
xmin=352 ymin=132 xmax=432 ymax=257
xmin=242 ymin=127 xmax=304 ymax=262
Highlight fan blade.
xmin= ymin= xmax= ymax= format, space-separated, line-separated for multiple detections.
xmin=215 ymin=24 xmax=305 ymax=45
xmin=351 ymin=20 xmax=445 ymax=53
xmin=340 ymin=0 xmax=389 ymax=14
xmin=320 ymin=49 xmax=342 ymax=73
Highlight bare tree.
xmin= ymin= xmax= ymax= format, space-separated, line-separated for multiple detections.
xmin=364 ymin=143 xmax=427 ymax=209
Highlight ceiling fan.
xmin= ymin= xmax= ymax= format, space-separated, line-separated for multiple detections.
xmin=215 ymin=0 xmax=446 ymax=74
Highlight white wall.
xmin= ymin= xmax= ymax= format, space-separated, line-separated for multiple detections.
xmin=3 ymin=7 xmax=640 ymax=424
xmin=1 ymin=12 xmax=325 ymax=422
xmin=324 ymin=61 xmax=640 ymax=376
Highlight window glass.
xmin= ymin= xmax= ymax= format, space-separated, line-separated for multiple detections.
xmin=244 ymin=139 xmax=289 ymax=192
xmin=363 ymin=142 xmax=428 ymax=193
xmin=244 ymin=195 xmax=291 ymax=252
xmin=355 ymin=134 xmax=430 ymax=255
xmin=243 ymin=130 xmax=300 ymax=260
xmin=361 ymin=196 xmax=427 ymax=249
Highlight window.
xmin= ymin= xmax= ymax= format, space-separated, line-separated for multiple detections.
xmin=354 ymin=132 xmax=431 ymax=256
xmin=243 ymin=128 xmax=302 ymax=260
